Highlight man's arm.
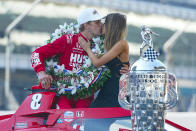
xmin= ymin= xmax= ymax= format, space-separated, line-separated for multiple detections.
xmin=31 ymin=35 xmax=67 ymax=89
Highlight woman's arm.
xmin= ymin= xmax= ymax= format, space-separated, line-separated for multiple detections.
xmin=79 ymin=37 xmax=128 ymax=67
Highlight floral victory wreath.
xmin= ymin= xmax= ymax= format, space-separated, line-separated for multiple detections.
xmin=43 ymin=22 xmax=111 ymax=100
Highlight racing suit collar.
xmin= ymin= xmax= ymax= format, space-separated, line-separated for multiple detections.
xmin=79 ymin=33 xmax=90 ymax=42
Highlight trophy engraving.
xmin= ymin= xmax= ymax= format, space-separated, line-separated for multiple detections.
xmin=119 ymin=26 xmax=178 ymax=131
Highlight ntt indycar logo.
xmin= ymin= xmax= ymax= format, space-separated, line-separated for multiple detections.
xmin=64 ymin=111 xmax=74 ymax=122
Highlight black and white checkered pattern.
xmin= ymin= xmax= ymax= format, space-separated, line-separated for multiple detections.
xmin=143 ymin=47 xmax=159 ymax=61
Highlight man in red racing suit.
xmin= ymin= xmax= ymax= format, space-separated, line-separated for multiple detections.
xmin=31 ymin=33 xmax=94 ymax=108
xmin=31 ymin=8 xmax=105 ymax=108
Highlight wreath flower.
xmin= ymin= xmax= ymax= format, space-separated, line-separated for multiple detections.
xmin=44 ymin=22 xmax=111 ymax=100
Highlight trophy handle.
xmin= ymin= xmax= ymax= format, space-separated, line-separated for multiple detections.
xmin=118 ymin=74 xmax=132 ymax=110
xmin=164 ymin=73 xmax=178 ymax=110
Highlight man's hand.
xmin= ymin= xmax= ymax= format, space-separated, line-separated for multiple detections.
xmin=38 ymin=71 xmax=53 ymax=89
xmin=120 ymin=64 xmax=130 ymax=75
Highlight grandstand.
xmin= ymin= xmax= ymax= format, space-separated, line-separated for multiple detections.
xmin=0 ymin=0 xmax=196 ymax=112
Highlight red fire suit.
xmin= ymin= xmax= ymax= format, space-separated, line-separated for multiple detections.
xmin=31 ymin=33 xmax=93 ymax=108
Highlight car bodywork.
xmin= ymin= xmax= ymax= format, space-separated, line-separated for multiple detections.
xmin=0 ymin=90 xmax=191 ymax=131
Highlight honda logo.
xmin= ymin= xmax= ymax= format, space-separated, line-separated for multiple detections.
xmin=76 ymin=111 xmax=84 ymax=117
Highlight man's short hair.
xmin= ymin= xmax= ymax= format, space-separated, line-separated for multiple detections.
xmin=79 ymin=24 xmax=85 ymax=32
xmin=79 ymin=21 xmax=91 ymax=32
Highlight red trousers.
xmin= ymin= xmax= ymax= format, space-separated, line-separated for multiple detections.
xmin=57 ymin=95 xmax=94 ymax=109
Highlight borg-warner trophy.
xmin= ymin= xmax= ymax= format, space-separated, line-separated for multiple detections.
xmin=118 ymin=26 xmax=178 ymax=131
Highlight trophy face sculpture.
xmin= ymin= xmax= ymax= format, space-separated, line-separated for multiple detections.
xmin=118 ymin=26 xmax=178 ymax=131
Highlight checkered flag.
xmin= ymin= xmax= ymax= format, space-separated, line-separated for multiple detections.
xmin=143 ymin=47 xmax=159 ymax=61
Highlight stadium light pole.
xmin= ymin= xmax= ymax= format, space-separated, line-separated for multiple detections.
xmin=4 ymin=0 xmax=42 ymax=109
xmin=163 ymin=22 xmax=189 ymax=68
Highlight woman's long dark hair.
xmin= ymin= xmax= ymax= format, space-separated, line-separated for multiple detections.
xmin=104 ymin=13 xmax=127 ymax=51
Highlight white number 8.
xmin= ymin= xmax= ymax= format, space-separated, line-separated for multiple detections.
xmin=30 ymin=94 xmax=42 ymax=110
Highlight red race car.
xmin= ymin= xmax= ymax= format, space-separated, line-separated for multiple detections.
xmin=0 ymin=86 xmax=191 ymax=131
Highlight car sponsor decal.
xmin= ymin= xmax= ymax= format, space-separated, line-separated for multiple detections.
xmin=15 ymin=122 xmax=28 ymax=128
xmin=64 ymin=111 xmax=74 ymax=122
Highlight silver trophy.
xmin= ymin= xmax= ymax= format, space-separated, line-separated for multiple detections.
xmin=118 ymin=26 xmax=178 ymax=131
